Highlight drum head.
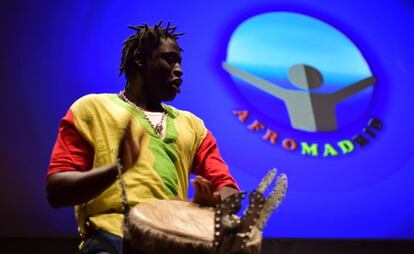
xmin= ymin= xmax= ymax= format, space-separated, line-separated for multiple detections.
xmin=126 ymin=200 xmax=261 ymax=254
xmin=129 ymin=200 xmax=215 ymax=242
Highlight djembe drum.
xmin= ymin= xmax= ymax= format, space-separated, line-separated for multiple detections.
xmin=125 ymin=199 xmax=262 ymax=254
xmin=124 ymin=169 xmax=287 ymax=254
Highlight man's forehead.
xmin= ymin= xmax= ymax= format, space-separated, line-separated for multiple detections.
xmin=158 ymin=38 xmax=182 ymax=53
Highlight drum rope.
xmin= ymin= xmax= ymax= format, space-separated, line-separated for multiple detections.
xmin=115 ymin=157 xmax=130 ymax=229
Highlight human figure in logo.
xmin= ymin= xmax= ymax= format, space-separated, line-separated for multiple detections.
xmin=223 ymin=63 xmax=376 ymax=132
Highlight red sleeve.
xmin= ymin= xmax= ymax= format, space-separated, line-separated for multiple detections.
xmin=47 ymin=109 xmax=94 ymax=178
xmin=192 ymin=131 xmax=240 ymax=191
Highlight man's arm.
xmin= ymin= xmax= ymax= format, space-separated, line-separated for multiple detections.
xmin=191 ymin=131 xmax=240 ymax=207
xmin=47 ymin=164 xmax=118 ymax=208
xmin=46 ymin=110 xmax=140 ymax=208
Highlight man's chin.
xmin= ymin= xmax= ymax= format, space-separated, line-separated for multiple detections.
xmin=162 ymin=93 xmax=178 ymax=102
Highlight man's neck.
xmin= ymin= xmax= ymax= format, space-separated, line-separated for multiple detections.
xmin=124 ymin=79 xmax=164 ymax=112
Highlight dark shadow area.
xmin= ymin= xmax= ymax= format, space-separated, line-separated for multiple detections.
xmin=1 ymin=237 xmax=414 ymax=254
xmin=262 ymin=239 xmax=414 ymax=254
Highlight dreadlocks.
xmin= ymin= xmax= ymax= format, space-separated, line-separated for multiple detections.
xmin=119 ymin=21 xmax=184 ymax=79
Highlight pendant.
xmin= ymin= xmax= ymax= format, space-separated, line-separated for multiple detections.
xmin=155 ymin=124 xmax=163 ymax=135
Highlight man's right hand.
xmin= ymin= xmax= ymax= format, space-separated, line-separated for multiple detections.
xmin=118 ymin=121 xmax=143 ymax=172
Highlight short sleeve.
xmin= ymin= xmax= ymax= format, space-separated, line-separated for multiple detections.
xmin=192 ymin=131 xmax=239 ymax=191
xmin=47 ymin=109 xmax=94 ymax=178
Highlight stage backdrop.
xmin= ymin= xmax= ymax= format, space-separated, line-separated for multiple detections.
xmin=1 ymin=0 xmax=414 ymax=239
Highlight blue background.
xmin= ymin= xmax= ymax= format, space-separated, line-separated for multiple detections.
xmin=1 ymin=0 xmax=413 ymax=239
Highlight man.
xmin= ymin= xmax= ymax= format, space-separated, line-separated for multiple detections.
xmin=46 ymin=22 xmax=239 ymax=254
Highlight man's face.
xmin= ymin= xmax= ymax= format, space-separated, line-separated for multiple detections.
xmin=143 ymin=37 xmax=183 ymax=102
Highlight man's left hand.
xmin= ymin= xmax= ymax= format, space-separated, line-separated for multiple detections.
xmin=191 ymin=176 xmax=239 ymax=207
xmin=191 ymin=176 xmax=220 ymax=207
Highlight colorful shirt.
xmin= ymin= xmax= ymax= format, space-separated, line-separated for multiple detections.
xmin=48 ymin=93 xmax=239 ymax=237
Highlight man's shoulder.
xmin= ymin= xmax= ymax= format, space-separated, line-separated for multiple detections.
xmin=69 ymin=93 xmax=118 ymax=109
xmin=69 ymin=93 xmax=119 ymax=118
xmin=73 ymin=93 xmax=116 ymax=104
xmin=163 ymin=104 xmax=201 ymax=120
xmin=164 ymin=104 xmax=207 ymax=129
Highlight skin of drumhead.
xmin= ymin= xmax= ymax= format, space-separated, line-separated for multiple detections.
xmin=126 ymin=200 xmax=262 ymax=254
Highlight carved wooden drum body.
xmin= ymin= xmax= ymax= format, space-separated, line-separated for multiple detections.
xmin=126 ymin=200 xmax=261 ymax=254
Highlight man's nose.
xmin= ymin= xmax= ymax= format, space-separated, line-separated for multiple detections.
xmin=173 ymin=63 xmax=183 ymax=77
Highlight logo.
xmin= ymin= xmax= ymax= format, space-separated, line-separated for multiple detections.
xmin=223 ymin=12 xmax=382 ymax=157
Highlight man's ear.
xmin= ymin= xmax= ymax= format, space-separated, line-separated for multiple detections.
xmin=133 ymin=48 xmax=145 ymax=68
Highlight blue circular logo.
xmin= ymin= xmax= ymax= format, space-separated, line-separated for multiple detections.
xmin=223 ymin=12 xmax=375 ymax=133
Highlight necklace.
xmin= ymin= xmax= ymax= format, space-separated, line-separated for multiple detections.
xmin=118 ymin=90 xmax=166 ymax=136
